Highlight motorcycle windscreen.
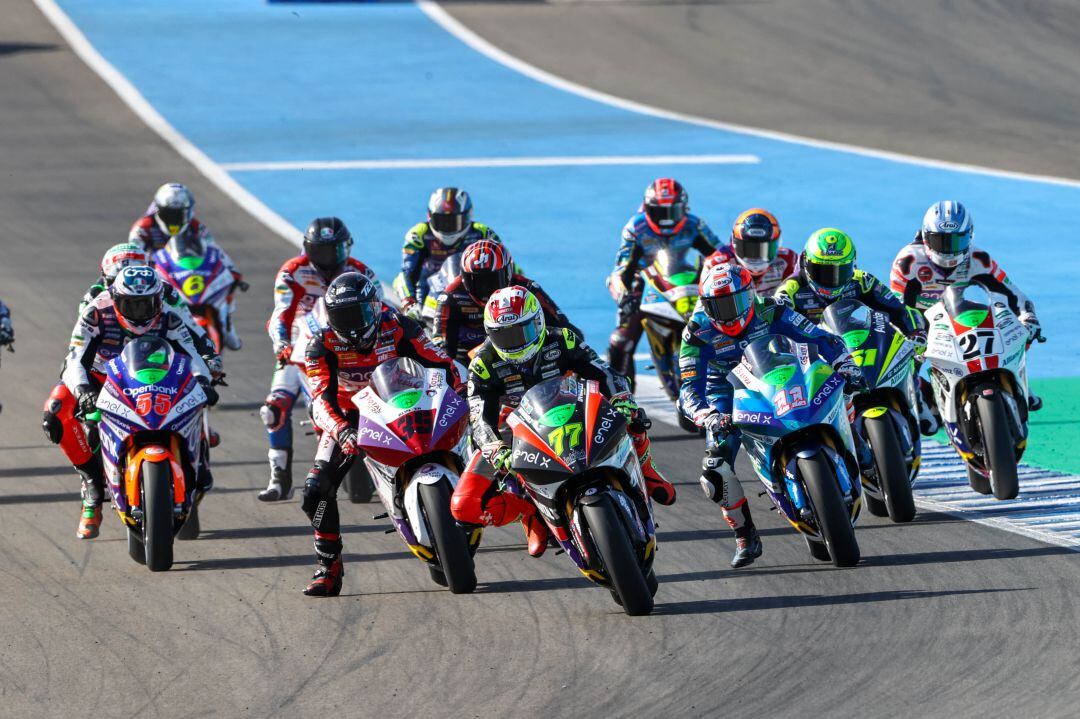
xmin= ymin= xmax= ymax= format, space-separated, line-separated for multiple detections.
xmin=170 ymin=233 xmax=207 ymax=270
xmin=511 ymin=375 xmax=586 ymax=478
xmin=648 ymin=246 xmax=701 ymax=292
xmin=371 ymin=357 xmax=427 ymax=408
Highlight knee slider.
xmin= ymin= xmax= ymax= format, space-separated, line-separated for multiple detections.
xmin=301 ymin=465 xmax=334 ymax=515
xmin=260 ymin=391 xmax=293 ymax=431
xmin=42 ymin=409 xmax=64 ymax=445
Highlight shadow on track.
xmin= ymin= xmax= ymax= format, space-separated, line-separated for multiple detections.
xmin=654 ymin=587 xmax=1031 ymax=616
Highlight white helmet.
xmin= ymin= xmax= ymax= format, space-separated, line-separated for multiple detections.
xmin=152 ymin=182 xmax=195 ymax=237
xmin=100 ymin=242 xmax=148 ymax=281
xmin=921 ymin=200 xmax=973 ymax=270
xmin=110 ymin=265 xmax=163 ymax=336
xmin=427 ymin=187 xmax=473 ymax=246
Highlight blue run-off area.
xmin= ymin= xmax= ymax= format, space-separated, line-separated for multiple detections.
xmin=61 ymin=0 xmax=1077 ymax=378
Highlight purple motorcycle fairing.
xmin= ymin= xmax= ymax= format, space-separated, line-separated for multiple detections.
xmin=153 ymin=242 xmax=232 ymax=307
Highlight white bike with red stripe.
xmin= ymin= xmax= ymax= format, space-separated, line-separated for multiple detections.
xmin=923 ymin=281 xmax=1032 ymax=500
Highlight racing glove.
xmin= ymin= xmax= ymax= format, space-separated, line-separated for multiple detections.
xmin=400 ymin=297 xmax=422 ymax=321
xmin=486 ymin=443 xmax=514 ymax=473
xmin=832 ymin=354 xmax=867 ymax=393
xmin=74 ymin=384 xmax=98 ymax=419
xmin=703 ymin=411 xmax=733 ymax=436
xmin=1018 ymin=312 xmax=1043 ymax=343
xmin=910 ymin=329 xmax=928 ymax=358
xmin=0 ymin=319 xmax=13 ymax=346
xmin=205 ymin=354 xmax=224 ymax=380
xmin=334 ymin=424 xmax=360 ymax=456
xmin=611 ymin=391 xmax=650 ymax=432
xmin=196 ymin=376 xmax=219 ymax=407
xmin=274 ymin=342 xmax=293 ymax=366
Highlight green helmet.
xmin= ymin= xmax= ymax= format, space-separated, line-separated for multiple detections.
xmin=803 ymin=228 xmax=856 ymax=299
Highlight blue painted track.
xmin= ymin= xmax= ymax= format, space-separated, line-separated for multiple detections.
xmin=60 ymin=0 xmax=1077 ymax=377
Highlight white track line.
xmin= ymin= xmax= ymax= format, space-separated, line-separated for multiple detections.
xmin=419 ymin=1 xmax=1080 ymax=190
xmin=221 ymin=154 xmax=760 ymax=172
xmin=636 ymin=374 xmax=1080 ymax=551
xmin=32 ymin=0 xmax=302 ymax=248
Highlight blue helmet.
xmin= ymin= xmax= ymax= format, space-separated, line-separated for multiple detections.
xmin=921 ymin=200 xmax=973 ymax=269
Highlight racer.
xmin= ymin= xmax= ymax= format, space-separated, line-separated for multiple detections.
xmin=890 ymin=200 xmax=1043 ymax=411
xmin=607 ymin=178 xmax=719 ymax=388
xmin=129 ymin=182 xmax=214 ymax=253
xmin=774 ymin=229 xmax=938 ymax=434
xmin=259 ymin=217 xmax=379 ymax=503
xmin=300 ymin=272 xmax=463 ymax=597
xmin=0 ymin=298 xmax=11 ymax=414
xmin=394 ymin=187 xmax=502 ymax=318
xmin=46 ymin=266 xmax=220 ymax=539
xmin=451 ymin=286 xmax=676 ymax=558
xmin=680 ymin=263 xmax=865 ymax=568
xmin=430 ymin=239 xmax=580 ymax=364
xmin=154 ymin=229 xmax=247 ymax=351
xmin=703 ymin=208 xmax=797 ymax=294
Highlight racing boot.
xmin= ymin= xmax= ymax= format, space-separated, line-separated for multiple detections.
xmin=731 ymin=527 xmax=763 ymax=569
xmin=630 ymin=431 xmax=676 ymax=506
xmin=75 ymin=458 xmax=105 ymax=539
xmin=258 ymin=448 xmax=293 ymax=502
xmin=521 ymin=511 xmax=550 ymax=558
xmin=303 ymin=532 xmax=343 ymax=597
xmin=1028 ymin=394 xmax=1043 ymax=412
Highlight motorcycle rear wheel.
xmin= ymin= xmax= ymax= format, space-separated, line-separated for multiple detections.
xmin=799 ymin=454 xmax=860 ymax=568
xmin=978 ymin=391 xmax=1019 ymax=500
xmin=143 ymin=461 xmax=175 ymax=572
xmin=418 ymin=479 xmax=476 ymax=594
xmin=582 ymin=496 xmax=654 ymax=615
xmin=866 ymin=416 xmax=916 ymax=523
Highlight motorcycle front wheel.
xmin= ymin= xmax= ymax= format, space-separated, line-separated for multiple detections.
xmin=866 ymin=416 xmax=916 ymax=523
xmin=799 ymin=453 xmax=860 ymax=568
xmin=142 ymin=461 xmax=175 ymax=572
xmin=582 ymin=496 xmax=654 ymax=615
xmin=418 ymin=479 xmax=476 ymax=594
xmin=978 ymin=391 xmax=1019 ymax=500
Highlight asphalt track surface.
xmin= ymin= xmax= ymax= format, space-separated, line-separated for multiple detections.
xmin=2 ymin=2 xmax=1079 ymax=718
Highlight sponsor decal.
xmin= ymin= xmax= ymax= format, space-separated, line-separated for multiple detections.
xmin=145 ymin=446 xmax=165 ymax=456
xmin=812 ymin=373 xmax=844 ymax=405
xmin=917 ymin=266 xmax=934 ymax=282
xmin=358 ymin=425 xmax=394 ymax=446
xmin=122 ymin=383 xmax=179 ymax=397
xmin=512 ymin=447 xmax=552 ymax=469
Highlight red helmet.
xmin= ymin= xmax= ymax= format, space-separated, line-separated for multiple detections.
xmin=643 ymin=178 xmax=688 ymax=236
xmin=699 ymin=262 xmax=756 ymax=337
xmin=731 ymin=208 xmax=781 ymax=278
xmin=461 ymin=240 xmax=512 ymax=303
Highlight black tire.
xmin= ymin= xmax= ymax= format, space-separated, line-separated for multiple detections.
xmin=418 ymin=479 xmax=476 ymax=594
xmin=127 ymin=528 xmax=146 ymax=565
xmin=978 ymin=392 xmax=1019 ymax=500
xmin=177 ymin=498 xmax=199 ymax=540
xmin=799 ymin=453 xmax=860 ymax=567
xmin=427 ymin=565 xmax=448 ymax=587
xmin=142 ymin=461 xmax=175 ymax=572
xmin=582 ymin=496 xmax=654 ymax=615
xmin=344 ymin=461 xmax=375 ymax=504
xmin=645 ymin=568 xmax=659 ymax=597
xmin=804 ymin=535 xmax=832 ymax=562
xmin=967 ymin=465 xmax=992 ymax=495
xmin=677 ymin=411 xmax=701 ymax=435
xmin=865 ymin=416 xmax=916 ymax=523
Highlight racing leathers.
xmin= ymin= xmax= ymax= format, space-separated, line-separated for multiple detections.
xmin=46 ymin=292 xmax=218 ymax=536
xmin=775 ymin=267 xmax=924 ymax=338
xmin=890 ymin=237 xmax=1042 ymax=410
xmin=452 ymin=326 xmax=674 ymax=558
xmin=301 ymin=309 xmax=462 ymax=595
xmin=704 ymin=244 xmax=798 ymax=294
xmin=607 ymin=211 xmax=719 ymax=386
xmin=679 ymin=298 xmax=858 ymax=563
xmin=129 ymin=209 xmax=214 ymax=254
xmin=260 ymin=255 xmax=378 ymax=499
xmin=431 ymin=273 xmax=579 ymax=364
xmin=0 ymin=299 xmax=11 ymax=413
xmin=393 ymin=221 xmax=501 ymax=311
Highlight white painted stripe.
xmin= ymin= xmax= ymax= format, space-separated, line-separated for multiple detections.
xmin=420 ymin=1 xmax=1080 ymax=190
xmin=32 ymin=0 xmax=303 ymax=248
xmin=633 ymin=373 xmax=1080 ymax=551
xmin=220 ymin=154 xmax=761 ymax=172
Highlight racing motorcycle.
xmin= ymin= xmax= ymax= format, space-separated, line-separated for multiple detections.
xmin=922 ymin=281 xmax=1040 ymax=500
xmin=351 ymin=357 xmax=480 ymax=593
xmin=92 ymin=336 xmax=208 ymax=571
xmin=506 ymin=373 xmax=659 ymax=615
xmin=730 ymin=336 xmax=862 ymax=566
xmin=420 ymin=254 xmax=462 ymax=334
xmin=821 ymin=300 xmax=920 ymax=523
xmin=153 ymin=235 xmax=244 ymax=353
xmin=638 ymin=247 xmax=701 ymax=433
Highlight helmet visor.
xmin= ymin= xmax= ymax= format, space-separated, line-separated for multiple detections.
xmin=430 ymin=212 xmax=467 ymax=237
xmin=702 ymin=289 xmax=753 ymax=325
xmin=304 ymin=240 xmax=348 ymax=271
xmin=157 ymin=206 xmax=191 ymax=235
xmin=115 ymin=293 xmax=161 ymax=325
xmin=488 ymin=316 xmax=543 ymax=359
xmin=924 ymin=230 xmax=970 ymax=255
xmin=732 ymin=236 xmax=779 ymax=262
xmin=463 ymin=267 xmax=511 ymax=302
xmin=806 ymin=261 xmax=854 ymax=289
xmin=326 ymin=298 xmax=379 ymax=340
xmin=645 ymin=203 xmax=686 ymax=230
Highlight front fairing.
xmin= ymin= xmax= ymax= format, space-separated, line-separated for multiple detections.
xmin=154 ymin=244 xmax=233 ymax=308
xmin=641 ymin=247 xmax=701 ymax=322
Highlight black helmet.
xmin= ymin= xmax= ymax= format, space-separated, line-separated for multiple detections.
xmin=303 ymin=217 xmax=353 ymax=276
xmin=324 ymin=272 xmax=381 ymax=351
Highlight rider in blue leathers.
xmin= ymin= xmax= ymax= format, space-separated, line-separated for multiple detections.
xmin=679 ymin=263 xmax=865 ymax=568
